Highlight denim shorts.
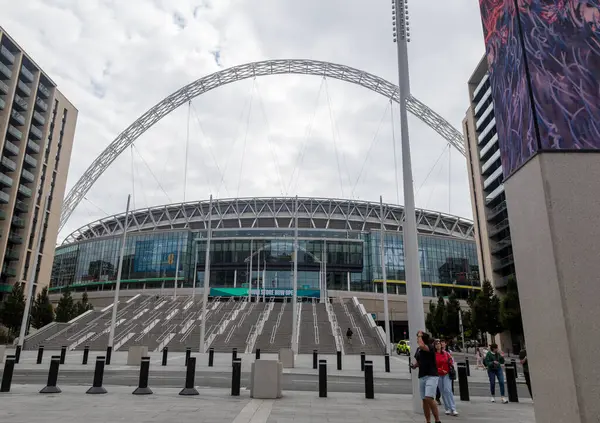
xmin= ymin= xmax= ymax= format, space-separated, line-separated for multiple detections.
xmin=419 ymin=376 xmax=439 ymax=399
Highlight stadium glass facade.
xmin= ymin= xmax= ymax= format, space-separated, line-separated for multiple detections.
xmin=50 ymin=228 xmax=480 ymax=299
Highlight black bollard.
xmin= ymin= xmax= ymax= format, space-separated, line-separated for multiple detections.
xmin=313 ymin=350 xmax=318 ymax=370
xmin=318 ymin=359 xmax=327 ymax=398
xmin=40 ymin=356 xmax=62 ymax=394
xmin=1 ymin=355 xmax=16 ymax=392
xmin=231 ymin=358 xmax=241 ymax=396
xmin=232 ymin=348 xmax=238 ymax=362
xmin=465 ymin=356 xmax=471 ymax=376
xmin=364 ymin=360 xmax=374 ymax=399
xmin=255 ymin=348 xmax=261 ymax=360
xmin=162 ymin=347 xmax=168 ymax=366
xmin=37 ymin=346 xmax=44 ymax=364
xmin=86 ymin=356 xmax=107 ymax=394
xmin=82 ymin=346 xmax=90 ymax=365
xmin=132 ymin=357 xmax=153 ymax=395
xmin=336 ymin=350 xmax=342 ymax=371
xmin=360 ymin=352 xmax=366 ymax=371
xmin=208 ymin=348 xmax=214 ymax=367
xmin=60 ymin=346 xmax=67 ymax=365
xmin=457 ymin=363 xmax=469 ymax=401
xmin=185 ymin=347 xmax=192 ymax=367
xmin=105 ymin=346 xmax=112 ymax=365
xmin=14 ymin=345 xmax=21 ymax=364
xmin=506 ymin=366 xmax=519 ymax=403
xmin=384 ymin=353 xmax=390 ymax=373
xmin=180 ymin=356 xmax=199 ymax=396
xmin=511 ymin=358 xmax=518 ymax=378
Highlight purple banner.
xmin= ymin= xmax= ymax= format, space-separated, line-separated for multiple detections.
xmin=478 ymin=0 xmax=600 ymax=178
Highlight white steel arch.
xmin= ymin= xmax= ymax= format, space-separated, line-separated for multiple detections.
xmin=60 ymin=59 xmax=466 ymax=232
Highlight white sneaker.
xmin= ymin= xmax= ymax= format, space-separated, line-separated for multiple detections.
xmin=445 ymin=410 xmax=451 ymax=415
xmin=501 ymin=397 xmax=508 ymax=404
xmin=490 ymin=397 xmax=496 ymax=402
xmin=452 ymin=411 xmax=459 ymax=416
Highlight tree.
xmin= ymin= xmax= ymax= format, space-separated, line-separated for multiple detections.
xmin=470 ymin=280 xmax=494 ymax=344
xmin=487 ymin=294 xmax=504 ymax=342
xmin=76 ymin=292 xmax=93 ymax=316
xmin=55 ymin=287 xmax=76 ymax=322
xmin=426 ymin=300 xmax=437 ymax=335
xmin=433 ymin=296 xmax=446 ymax=337
xmin=500 ymin=276 xmax=524 ymax=344
xmin=0 ymin=282 xmax=25 ymax=336
xmin=444 ymin=292 xmax=461 ymax=339
xmin=31 ymin=287 xmax=54 ymax=329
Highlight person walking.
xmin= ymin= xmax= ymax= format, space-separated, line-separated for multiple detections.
xmin=411 ymin=331 xmax=442 ymax=423
xmin=519 ymin=348 xmax=532 ymax=399
xmin=435 ymin=339 xmax=458 ymax=416
xmin=346 ymin=328 xmax=353 ymax=344
xmin=484 ymin=343 xmax=508 ymax=403
xmin=476 ymin=347 xmax=485 ymax=369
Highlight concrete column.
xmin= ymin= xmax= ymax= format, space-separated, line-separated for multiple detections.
xmin=505 ymin=153 xmax=600 ymax=423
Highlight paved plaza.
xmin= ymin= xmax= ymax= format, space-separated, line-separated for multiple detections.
xmin=1 ymin=385 xmax=534 ymax=423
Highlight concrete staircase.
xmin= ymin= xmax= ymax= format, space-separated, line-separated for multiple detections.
xmin=211 ymin=302 xmax=267 ymax=353
xmin=333 ymin=300 xmax=384 ymax=355
xmin=254 ymin=301 xmax=294 ymax=353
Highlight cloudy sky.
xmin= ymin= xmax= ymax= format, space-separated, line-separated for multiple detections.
xmin=1 ymin=0 xmax=486 ymax=240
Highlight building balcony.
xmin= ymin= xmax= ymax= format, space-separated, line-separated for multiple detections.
xmin=24 ymin=154 xmax=37 ymax=169
xmin=10 ymin=109 xmax=25 ymax=126
xmin=4 ymin=248 xmax=20 ymax=261
xmin=7 ymin=125 xmax=22 ymax=141
xmin=484 ymin=166 xmax=503 ymax=190
xmin=8 ymin=232 xmax=23 ymax=245
xmin=0 ymin=97 xmax=5 ymax=111
xmin=1 ymin=156 xmax=17 ymax=172
xmin=0 ymin=172 xmax=13 ymax=188
xmin=35 ymin=97 xmax=48 ymax=112
xmin=476 ymin=102 xmax=494 ymax=131
xmin=0 ymin=62 xmax=12 ymax=79
xmin=473 ymin=73 xmax=489 ymax=102
xmin=29 ymin=125 xmax=43 ymax=139
xmin=478 ymin=118 xmax=497 ymax=145
xmin=0 ymin=46 xmax=15 ymax=65
xmin=38 ymin=82 xmax=50 ymax=98
xmin=11 ymin=215 xmax=26 ymax=228
xmin=18 ymin=184 xmax=32 ymax=198
xmin=27 ymin=139 xmax=41 ymax=154
xmin=15 ymin=200 xmax=28 ymax=213
xmin=489 ymin=218 xmax=511 ymax=237
xmin=33 ymin=110 xmax=46 ymax=126
xmin=491 ymin=237 xmax=512 ymax=255
xmin=0 ymin=190 xmax=10 ymax=204
xmin=21 ymin=65 xmax=34 ymax=83
xmin=2 ymin=265 xmax=18 ymax=277
xmin=494 ymin=254 xmax=515 ymax=271
xmin=3 ymin=140 xmax=19 ymax=157
xmin=481 ymin=149 xmax=501 ymax=175
xmin=0 ymin=79 xmax=9 ymax=95
xmin=480 ymin=133 xmax=499 ymax=161
xmin=17 ymin=80 xmax=31 ymax=97
xmin=13 ymin=94 xmax=28 ymax=111
xmin=21 ymin=168 xmax=35 ymax=183
xmin=487 ymin=200 xmax=507 ymax=222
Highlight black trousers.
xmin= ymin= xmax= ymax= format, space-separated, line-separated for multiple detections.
xmin=524 ymin=371 xmax=532 ymax=398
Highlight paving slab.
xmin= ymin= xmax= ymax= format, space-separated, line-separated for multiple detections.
xmin=0 ymin=385 xmax=535 ymax=423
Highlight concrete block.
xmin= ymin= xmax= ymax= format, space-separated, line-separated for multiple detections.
xmin=250 ymin=359 xmax=282 ymax=399
xmin=278 ymin=348 xmax=294 ymax=368
xmin=0 ymin=345 xmax=5 ymax=363
xmin=127 ymin=346 xmax=148 ymax=366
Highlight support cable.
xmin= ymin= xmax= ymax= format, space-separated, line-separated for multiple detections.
xmin=133 ymin=151 xmax=149 ymax=208
xmin=351 ymin=101 xmax=391 ymax=198
xmin=130 ymin=145 xmax=136 ymax=210
xmin=236 ymin=79 xmax=256 ymax=198
xmin=132 ymin=144 xmax=173 ymax=204
xmin=414 ymin=144 xmax=450 ymax=200
xmin=183 ymin=100 xmax=191 ymax=203
xmin=425 ymin=155 xmax=447 ymax=210
xmin=216 ymin=82 xmax=257 ymax=197
xmin=83 ymin=196 xmax=110 ymax=217
xmin=287 ymin=77 xmax=326 ymax=195
xmin=390 ymin=100 xmax=401 ymax=204
xmin=254 ymin=79 xmax=286 ymax=196
xmin=448 ymin=143 xmax=451 ymax=214
xmin=324 ymin=78 xmax=348 ymax=198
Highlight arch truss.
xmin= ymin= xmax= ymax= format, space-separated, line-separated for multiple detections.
xmin=60 ymin=59 xmax=466 ymax=232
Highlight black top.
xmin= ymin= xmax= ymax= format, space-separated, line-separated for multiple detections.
xmin=346 ymin=329 xmax=353 ymax=337
xmin=415 ymin=344 xmax=438 ymax=378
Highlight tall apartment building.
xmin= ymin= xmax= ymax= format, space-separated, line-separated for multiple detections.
xmin=0 ymin=27 xmax=77 ymax=300
xmin=462 ymin=56 xmax=515 ymax=292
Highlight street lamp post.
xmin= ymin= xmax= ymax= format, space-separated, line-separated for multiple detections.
xmin=393 ymin=0 xmax=426 ymax=413
xmin=379 ymin=196 xmax=391 ymax=355
xmin=199 ymin=195 xmax=213 ymax=353
xmin=291 ymin=196 xmax=299 ymax=354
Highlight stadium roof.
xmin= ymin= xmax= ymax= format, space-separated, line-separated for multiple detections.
xmin=61 ymin=197 xmax=475 ymax=245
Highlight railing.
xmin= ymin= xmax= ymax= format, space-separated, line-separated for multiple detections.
xmin=21 ymin=65 xmax=34 ymax=82
xmin=0 ymin=62 xmax=12 ymax=79
xmin=0 ymin=46 xmax=15 ymax=64
xmin=1 ymin=157 xmax=17 ymax=172
xmin=14 ymin=94 xmax=28 ymax=110
xmin=326 ymin=301 xmax=344 ymax=354
xmin=17 ymin=80 xmax=31 ymax=97
xmin=0 ymin=79 xmax=9 ymax=94
xmin=39 ymin=82 xmax=50 ymax=98
xmin=35 ymin=97 xmax=48 ymax=112
xmin=246 ymin=302 xmax=273 ymax=353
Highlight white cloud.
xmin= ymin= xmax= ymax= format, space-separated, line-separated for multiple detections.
xmin=0 ymin=0 xmax=486 ymax=240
